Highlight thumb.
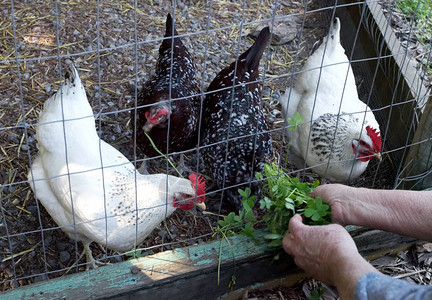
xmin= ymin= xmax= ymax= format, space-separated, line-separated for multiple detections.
xmin=288 ymin=214 xmax=306 ymax=234
xmin=283 ymin=214 xmax=306 ymax=256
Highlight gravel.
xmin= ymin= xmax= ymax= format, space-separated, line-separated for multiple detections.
xmin=0 ymin=0 xmax=380 ymax=295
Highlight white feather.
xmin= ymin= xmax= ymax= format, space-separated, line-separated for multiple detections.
xmin=279 ymin=18 xmax=381 ymax=182
xmin=28 ymin=65 xmax=196 ymax=252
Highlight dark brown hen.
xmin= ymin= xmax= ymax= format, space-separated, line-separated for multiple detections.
xmin=132 ymin=13 xmax=200 ymax=162
xmin=200 ymin=27 xmax=272 ymax=210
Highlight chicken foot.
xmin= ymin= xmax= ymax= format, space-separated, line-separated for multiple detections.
xmin=82 ymin=241 xmax=107 ymax=271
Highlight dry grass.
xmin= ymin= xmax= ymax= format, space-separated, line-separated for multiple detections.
xmin=0 ymin=0 xmax=328 ymax=290
xmin=0 ymin=0 xmax=404 ymax=294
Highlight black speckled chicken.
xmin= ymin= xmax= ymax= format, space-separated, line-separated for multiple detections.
xmin=132 ymin=13 xmax=200 ymax=167
xmin=200 ymin=27 xmax=272 ymax=210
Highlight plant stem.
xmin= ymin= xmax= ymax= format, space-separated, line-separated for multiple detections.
xmin=144 ymin=132 xmax=183 ymax=178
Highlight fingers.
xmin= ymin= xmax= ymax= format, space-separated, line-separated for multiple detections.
xmin=312 ymin=183 xmax=348 ymax=199
xmin=283 ymin=214 xmax=306 ymax=256
xmin=311 ymin=184 xmax=334 ymax=198
xmin=288 ymin=213 xmax=304 ymax=233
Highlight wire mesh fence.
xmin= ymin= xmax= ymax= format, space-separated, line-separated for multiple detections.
xmin=0 ymin=0 xmax=431 ymax=293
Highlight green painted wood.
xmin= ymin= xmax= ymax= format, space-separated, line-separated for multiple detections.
xmin=0 ymin=229 xmax=416 ymax=300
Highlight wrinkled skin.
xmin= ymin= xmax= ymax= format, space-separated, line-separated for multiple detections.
xmin=283 ymin=183 xmax=432 ymax=299
xmin=283 ymin=214 xmax=378 ymax=299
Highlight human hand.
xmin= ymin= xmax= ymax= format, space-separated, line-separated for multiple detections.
xmin=312 ymin=184 xmax=355 ymax=225
xmin=283 ymin=214 xmax=378 ymax=298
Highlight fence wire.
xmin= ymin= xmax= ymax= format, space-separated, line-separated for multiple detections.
xmin=0 ymin=0 xmax=431 ymax=291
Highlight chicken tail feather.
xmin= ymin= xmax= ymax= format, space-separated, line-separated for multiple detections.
xmin=245 ymin=26 xmax=270 ymax=71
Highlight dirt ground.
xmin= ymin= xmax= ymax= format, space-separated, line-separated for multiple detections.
xmin=0 ymin=0 xmax=430 ymax=298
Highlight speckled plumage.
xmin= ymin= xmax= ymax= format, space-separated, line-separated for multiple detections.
xmin=28 ymin=65 xmax=204 ymax=268
xmin=279 ymin=18 xmax=381 ymax=182
xmin=133 ymin=13 xmax=200 ymax=157
xmin=201 ymin=27 xmax=272 ymax=210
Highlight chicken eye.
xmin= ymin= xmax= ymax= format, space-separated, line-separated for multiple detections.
xmin=359 ymin=140 xmax=366 ymax=146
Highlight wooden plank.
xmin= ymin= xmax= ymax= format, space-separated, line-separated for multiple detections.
xmin=365 ymin=1 xmax=430 ymax=108
xmin=399 ymin=97 xmax=432 ymax=190
xmin=0 ymin=229 xmax=416 ymax=300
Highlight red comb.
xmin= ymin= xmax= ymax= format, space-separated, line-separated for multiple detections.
xmin=366 ymin=126 xmax=382 ymax=152
xmin=189 ymin=173 xmax=205 ymax=203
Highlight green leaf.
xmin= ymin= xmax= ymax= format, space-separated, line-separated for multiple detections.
xmin=264 ymin=233 xmax=284 ymax=240
xmin=243 ymin=200 xmax=251 ymax=212
xmin=284 ymin=201 xmax=295 ymax=211
xmin=255 ymin=172 xmax=263 ymax=180
xmin=268 ymin=239 xmax=283 ymax=247
xmin=286 ymin=112 xmax=304 ymax=131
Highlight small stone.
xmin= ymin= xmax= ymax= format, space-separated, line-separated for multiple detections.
xmin=44 ymin=235 xmax=53 ymax=246
xmin=27 ymin=205 xmax=38 ymax=214
xmin=33 ymin=274 xmax=49 ymax=283
xmin=248 ymin=16 xmax=297 ymax=45
xmin=169 ymin=224 xmax=178 ymax=234
xmin=73 ymin=29 xmax=80 ymax=35
xmin=48 ymin=259 xmax=58 ymax=269
xmin=158 ymin=230 xmax=168 ymax=239
xmin=272 ymin=109 xmax=281 ymax=117
xmin=8 ymin=134 xmax=19 ymax=143
xmin=142 ymin=250 xmax=154 ymax=256
xmin=107 ymin=101 xmax=115 ymax=107
xmin=112 ymin=254 xmax=123 ymax=263
xmin=272 ymin=90 xmax=281 ymax=101
xmin=22 ymin=73 xmax=30 ymax=80
xmin=21 ymin=144 xmax=29 ymax=151
xmin=114 ymin=124 xmax=121 ymax=134
xmin=56 ymin=241 xmax=67 ymax=251
xmin=59 ymin=251 xmax=70 ymax=264
xmin=262 ymin=86 xmax=271 ymax=98
xmin=45 ymin=84 xmax=51 ymax=93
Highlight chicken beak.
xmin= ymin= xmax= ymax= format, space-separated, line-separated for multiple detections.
xmin=374 ymin=153 xmax=382 ymax=161
xmin=196 ymin=202 xmax=206 ymax=211
xmin=143 ymin=122 xmax=153 ymax=132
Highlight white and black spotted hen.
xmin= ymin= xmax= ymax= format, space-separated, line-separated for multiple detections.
xmin=133 ymin=13 xmax=200 ymax=159
xmin=201 ymin=27 xmax=272 ymax=210
xmin=28 ymin=64 xmax=205 ymax=270
xmin=279 ymin=18 xmax=381 ymax=182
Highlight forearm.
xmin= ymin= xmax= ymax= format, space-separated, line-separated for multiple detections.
xmin=334 ymin=255 xmax=378 ymax=300
xmin=338 ymin=187 xmax=432 ymax=241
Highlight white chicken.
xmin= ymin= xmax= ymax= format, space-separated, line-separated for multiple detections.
xmin=279 ymin=17 xmax=382 ymax=182
xmin=28 ymin=64 xmax=205 ymax=270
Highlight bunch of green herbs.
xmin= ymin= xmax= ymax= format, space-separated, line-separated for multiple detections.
xmin=257 ymin=163 xmax=331 ymax=247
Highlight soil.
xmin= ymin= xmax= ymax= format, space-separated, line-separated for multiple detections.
xmin=0 ymin=0 xmax=430 ymax=298
xmin=0 ymin=0 xmax=330 ymax=291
